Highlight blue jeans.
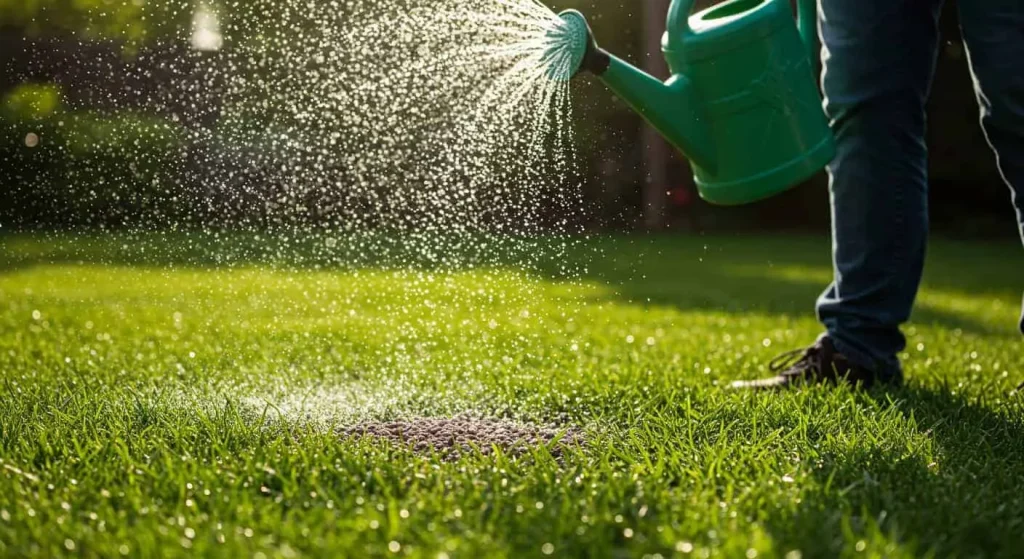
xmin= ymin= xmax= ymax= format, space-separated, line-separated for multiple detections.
xmin=814 ymin=0 xmax=1024 ymax=381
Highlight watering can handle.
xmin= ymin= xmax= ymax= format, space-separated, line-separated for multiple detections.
xmin=666 ymin=0 xmax=821 ymax=65
xmin=665 ymin=0 xmax=697 ymax=40
xmin=795 ymin=0 xmax=821 ymax=74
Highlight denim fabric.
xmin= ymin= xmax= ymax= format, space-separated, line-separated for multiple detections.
xmin=814 ymin=0 xmax=1024 ymax=380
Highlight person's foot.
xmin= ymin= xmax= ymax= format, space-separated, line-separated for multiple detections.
xmin=730 ymin=336 xmax=884 ymax=390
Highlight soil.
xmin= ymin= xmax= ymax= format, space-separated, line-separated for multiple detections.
xmin=339 ymin=416 xmax=584 ymax=460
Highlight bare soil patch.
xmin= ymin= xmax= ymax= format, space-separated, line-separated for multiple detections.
xmin=340 ymin=416 xmax=584 ymax=459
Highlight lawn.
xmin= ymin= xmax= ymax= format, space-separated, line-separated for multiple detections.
xmin=1 ymin=232 xmax=1022 ymax=558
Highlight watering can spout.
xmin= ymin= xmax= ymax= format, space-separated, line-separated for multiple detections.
xmin=556 ymin=10 xmax=716 ymax=172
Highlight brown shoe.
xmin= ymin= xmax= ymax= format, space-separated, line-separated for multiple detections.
xmin=730 ymin=336 xmax=882 ymax=390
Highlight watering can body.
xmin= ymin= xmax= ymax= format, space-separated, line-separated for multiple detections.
xmin=560 ymin=0 xmax=835 ymax=206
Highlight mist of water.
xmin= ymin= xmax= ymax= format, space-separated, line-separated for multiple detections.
xmin=5 ymin=0 xmax=598 ymax=423
xmin=202 ymin=0 xmax=582 ymax=241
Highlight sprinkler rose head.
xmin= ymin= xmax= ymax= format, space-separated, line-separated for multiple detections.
xmin=543 ymin=10 xmax=609 ymax=81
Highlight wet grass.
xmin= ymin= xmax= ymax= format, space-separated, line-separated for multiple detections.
xmin=1 ymin=232 xmax=1022 ymax=558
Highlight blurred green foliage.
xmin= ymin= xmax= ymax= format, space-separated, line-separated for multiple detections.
xmin=0 ymin=85 xmax=187 ymax=229
xmin=0 ymin=0 xmax=192 ymax=46
xmin=2 ymin=83 xmax=62 ymax=120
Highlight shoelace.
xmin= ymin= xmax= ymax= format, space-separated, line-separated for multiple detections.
xmin=768 ymin=346 xmax=819 ymax=375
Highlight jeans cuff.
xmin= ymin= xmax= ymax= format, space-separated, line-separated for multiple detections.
xmin=820 ymin=331 xmax=903 ymax=382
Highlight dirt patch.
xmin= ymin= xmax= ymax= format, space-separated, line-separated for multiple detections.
xmin=340 ymin=416 xmax=584 ymax=459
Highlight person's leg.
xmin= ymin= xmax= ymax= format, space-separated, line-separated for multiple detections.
xmin=732 ymin=0 xmax=948 ymax=391
xmin=955 ymin=0 xmax=1024 ymax=335
xmin=814 ymin=0 xmax=946 ymax=380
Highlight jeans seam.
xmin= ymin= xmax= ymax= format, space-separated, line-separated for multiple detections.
xmin=892 ymin=163 xmax=907 ymax=296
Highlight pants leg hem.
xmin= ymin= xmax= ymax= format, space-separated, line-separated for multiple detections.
xmin=819 ymin=330 xmax=904 ymax=383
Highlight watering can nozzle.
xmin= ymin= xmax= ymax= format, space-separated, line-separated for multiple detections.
xmin=547 ymin=10 xmax=610 ymax=81
xmin=546 ymin=8 xmax=715 ymax=171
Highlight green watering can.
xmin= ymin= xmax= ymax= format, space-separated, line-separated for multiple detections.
xmin=552 ymin=0 xmax=835 ymax=206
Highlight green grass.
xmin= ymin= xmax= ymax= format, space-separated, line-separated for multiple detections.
xmin=1 ymin=232 xmax=1022 ymax=558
